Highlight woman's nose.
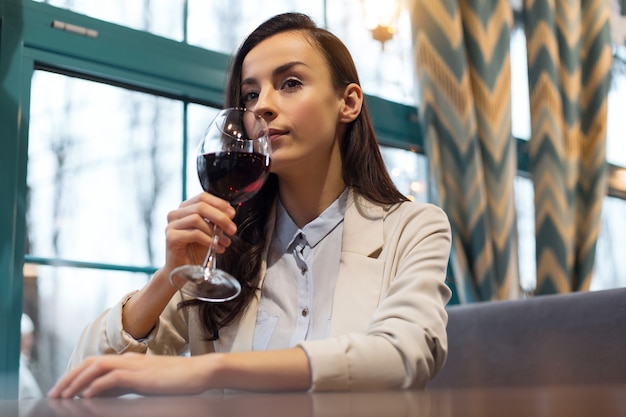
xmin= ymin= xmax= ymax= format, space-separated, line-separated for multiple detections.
xmin=252 ymin=89 xmax=276 ymax=121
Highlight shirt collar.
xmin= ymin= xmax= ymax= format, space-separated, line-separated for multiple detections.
xmin=274 ymin=188 xmax=348 ymax=252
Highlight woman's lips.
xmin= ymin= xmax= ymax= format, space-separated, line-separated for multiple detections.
xmin=268 ymin=128 xmax=287 ymax=143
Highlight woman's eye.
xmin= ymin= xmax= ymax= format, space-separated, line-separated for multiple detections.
xmin=282 ymin=78 xmax=302 ymax=90
xmin=242 ymin=91 xmax=259 ymax=103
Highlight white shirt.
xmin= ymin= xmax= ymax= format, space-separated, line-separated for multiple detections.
xmin=253 ymin=189 xmax=347 ymax=350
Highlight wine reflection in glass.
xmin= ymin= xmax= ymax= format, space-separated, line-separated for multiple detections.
xmin=170 ymin=108 xmax=271 ymax=302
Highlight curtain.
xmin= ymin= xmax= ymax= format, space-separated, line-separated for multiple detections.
xmin=523 ymin=0 xmax=612 ymax=293
xmin=409 ymin=0 xmax=519 ymax=302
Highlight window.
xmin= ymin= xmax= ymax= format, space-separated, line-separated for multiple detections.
xmin=28 ymin=71 xmax=183 ymax=267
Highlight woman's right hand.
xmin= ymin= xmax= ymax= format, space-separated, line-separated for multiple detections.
xmin=162 ymin=192 xmax=237 ymax=277
xmin=120 ymin=192 xmax=237 ymax=339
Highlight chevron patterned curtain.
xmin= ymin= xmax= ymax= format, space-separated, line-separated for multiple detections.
xmin=409 ymin=0 xmax=519 ymax=302
xmin=523 ymin=0 xmax=612 ymax=294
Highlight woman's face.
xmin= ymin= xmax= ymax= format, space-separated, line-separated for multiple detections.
xmin=240 ymin=31 xmax=345 ymax=177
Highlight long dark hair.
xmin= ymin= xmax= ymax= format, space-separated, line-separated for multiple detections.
xmin=186 ymin=12 xmax=407 ymax=340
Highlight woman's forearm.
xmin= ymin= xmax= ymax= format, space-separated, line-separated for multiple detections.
xmin=209 ymin=347 xmax=312 ymax=392
xmin=121 ymin=269 xmax=178 ymax=340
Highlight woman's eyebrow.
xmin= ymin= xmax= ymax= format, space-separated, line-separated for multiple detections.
xmin=272 ymin=61 xmax=307 ymax=77
xmin=241 ymin=61 xmax=308 ymax=86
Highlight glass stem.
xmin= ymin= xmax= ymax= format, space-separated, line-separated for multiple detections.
xmin=203 ymin=223 xmax=220 ymax=273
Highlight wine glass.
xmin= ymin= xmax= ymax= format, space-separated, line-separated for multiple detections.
xmin=170 ymin=108 xmax=271 ymax=302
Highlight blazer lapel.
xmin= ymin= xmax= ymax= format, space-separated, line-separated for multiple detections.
xmin=341 ymin=190 xmax=387 ymax=255
xmin=330 ymin=191 xmax=391 ymax=335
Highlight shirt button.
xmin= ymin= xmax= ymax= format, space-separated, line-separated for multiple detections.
xmin=301 ymin=308 xmax=309 ymax=317
xmin=301 ymin=265 xmax=308 ymax=273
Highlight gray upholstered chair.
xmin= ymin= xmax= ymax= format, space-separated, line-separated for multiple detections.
xmin=428 ymin=288 xmax=626 ymax=388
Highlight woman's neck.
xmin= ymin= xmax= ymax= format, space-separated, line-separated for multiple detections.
xmin=278 ymin=168 xmax=345 ymax=228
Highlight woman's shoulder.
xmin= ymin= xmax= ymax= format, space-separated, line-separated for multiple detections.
xmin=349 ymin=190 xmax=449 ymax=229
xmin=351 ymin=189 xmax=445 ymax=215
xmin=393 ymin=199 xmax=447 ymax=217
xmin=387 ymin=199 xmax=450 ymax=231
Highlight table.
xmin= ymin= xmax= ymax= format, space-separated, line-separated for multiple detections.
xmin=2 ymin=385 xmax=625 ymax=417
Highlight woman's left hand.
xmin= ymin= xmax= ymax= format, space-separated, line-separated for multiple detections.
xmin=47 ymin=353 xmax=214 ymax=398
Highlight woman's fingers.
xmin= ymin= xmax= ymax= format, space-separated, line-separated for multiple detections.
xmin=80 ymin=368 xmax=143 ymax=398
xmin=163 ymin=193 xmax=237 ymax=268
xmin=169 ymin=193 xmax=236 ymax=235
xmin=165 ymin=216 xmax=233 ymax=268
xmin=48 ymin=354 xmax=213 ymax=398
xmin=48 ymin=356 xmax=109 ymax=398
xmin=49 ymin=354 xmax=143 ymax=398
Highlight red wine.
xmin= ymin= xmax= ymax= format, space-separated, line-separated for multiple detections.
xmin=197 ymin=151 xmax=270 ymax=205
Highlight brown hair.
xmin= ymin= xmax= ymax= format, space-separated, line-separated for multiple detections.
xmin=187 ymin=12 xmax=407 ymax=340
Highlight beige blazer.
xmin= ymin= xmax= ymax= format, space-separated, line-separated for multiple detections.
xmin=70 ymin=190 xmax=452 ymax=391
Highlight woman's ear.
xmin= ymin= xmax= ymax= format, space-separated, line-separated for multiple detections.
xmin=339 ymin=83 xmax=363 ymax=123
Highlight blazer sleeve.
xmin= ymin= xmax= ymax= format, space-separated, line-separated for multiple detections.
xmin=67 ymin=290 xmax=190 ymax=369
xmin=299 ymin=202 xmax=452 ymax=391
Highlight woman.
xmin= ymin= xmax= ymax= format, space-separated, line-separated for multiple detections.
xmin=48 ymin=12 xmax=451 ymax=398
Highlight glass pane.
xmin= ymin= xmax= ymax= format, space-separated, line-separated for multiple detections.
xmin=186 ymin=0 xmax=325 ymax=55
xmin=21 ymin=265 xmax=149 ymax=395
xmin=326 ymin=0 xmax=416 ymax=105
xmin=514 ymin=176 xmax=536 ymax=295
xmin=593 ymin=196 xmax=626 ymax=290
xmin=380 ymin=146 xmax=429 ymax=203
xmin=33 ymin=0 xmax=185 ymax=41
xmin=607 ymin=45 xmax=626 ymax=167
xmin=510 ymin=25 xmax=531 ymax=140
xmin=27 ymin=70 xmax=183 ymax=267
xmin=185 ymin=105 xmax=221 ymax=198
xmin=186 ymin=0 xmax=416 ymax=105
